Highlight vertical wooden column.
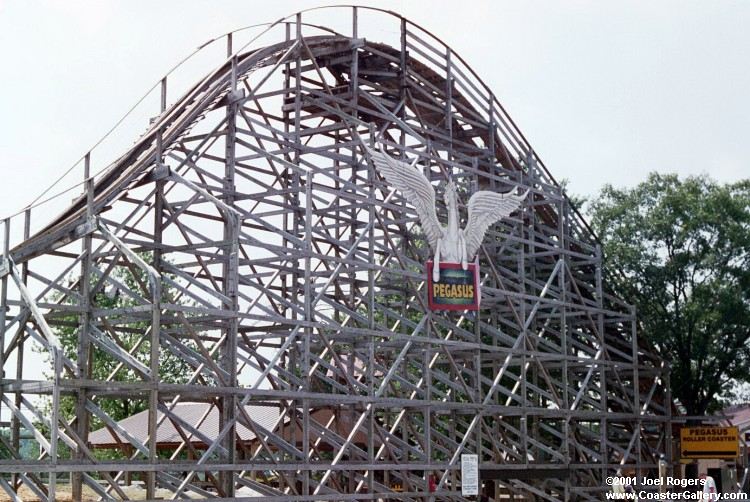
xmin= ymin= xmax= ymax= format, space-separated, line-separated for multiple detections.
xmin=0 ymin=218 xmax=8 ymax=463
xmin=219 ymin=52 xmax=240 ymax=497
xmin=12 ymin=210 xmax=30 ymax=492
xmin=471 ymin=158 xmax=483 ymax=496
xmin=280 ymin=19 xmax=298 ymax=490
xmin=73 ymin=153 xmax=94 ymax=500
xmin=0 ymin=218 xmax=9 ymax=493
xmin=631 ymin=305 xmax=641 ymax=483
xmin=294 ymin=12 xmax=311 ymax=497
xmin=519 ymin=158 xmax=529 ymax=471
xmin=558 ymin=181 xmax=571 ymax=501
xmin=279 ymin=25 xmax=293 ymax=486
xmin=596 ymin=244 xmax=609 ymax=486
xmin=146 ymin=130 xmax=164 ymax=500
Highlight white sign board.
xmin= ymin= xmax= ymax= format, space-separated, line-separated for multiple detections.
xmin=461 ymin=454 xmax=479 ymax=496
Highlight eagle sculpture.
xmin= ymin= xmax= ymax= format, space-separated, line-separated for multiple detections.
xmin=365 ymin=144 xmax=528 ymax=282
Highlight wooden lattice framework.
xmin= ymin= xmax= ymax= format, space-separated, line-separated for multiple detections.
xmin=0 ymin=7 xmax=672 ymax=501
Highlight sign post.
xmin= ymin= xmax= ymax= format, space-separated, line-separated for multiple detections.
xmin=461 ymin=453 xmax=479 ymax=496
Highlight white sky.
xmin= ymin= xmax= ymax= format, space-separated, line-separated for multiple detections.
xmin=1 ymin=0 xmax=748 ymax=220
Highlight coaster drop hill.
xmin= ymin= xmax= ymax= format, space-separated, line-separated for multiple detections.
xmin=0 ymin=6 xmax=672 ymax=501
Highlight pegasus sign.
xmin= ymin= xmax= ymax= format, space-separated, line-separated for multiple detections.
xmin=366 ymin=144 xmax=527 ymax=310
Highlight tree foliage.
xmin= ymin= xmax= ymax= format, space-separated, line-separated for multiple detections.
xmin=49 ymin=255 xmax=196 ymax=428
xmin=589 ymin=173 xmax=750 ymax=414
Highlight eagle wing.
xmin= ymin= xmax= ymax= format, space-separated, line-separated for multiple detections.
xmin=463 ymin=189 xmax=528 ymax=259
xmin=365 ymin=144 xmax=442 ymax=252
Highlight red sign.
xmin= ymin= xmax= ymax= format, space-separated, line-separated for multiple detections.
xmin=427 ymin=261 xmax=480 ymax=311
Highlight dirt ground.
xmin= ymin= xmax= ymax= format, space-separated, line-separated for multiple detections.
xmin=0 ymin=484 xmax=98 ymax=501
xmin=0 ymin=483 xmax=198 ymax=501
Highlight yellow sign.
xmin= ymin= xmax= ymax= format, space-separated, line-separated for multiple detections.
xmin=680 ymin=427 xmax=739 ymax=459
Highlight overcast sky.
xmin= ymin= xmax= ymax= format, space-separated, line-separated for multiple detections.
xmin=1 ymin=0 xmax=748 ymax=222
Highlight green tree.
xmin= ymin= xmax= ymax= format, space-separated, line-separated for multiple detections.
xmin=589 ymin=173 xmax=750 ymax=415
xmin=47 ymin=255 xmax=198 ymax=430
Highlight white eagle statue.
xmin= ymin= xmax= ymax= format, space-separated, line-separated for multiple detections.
xmin=365 ymin=144 xmax=528 ymax=282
